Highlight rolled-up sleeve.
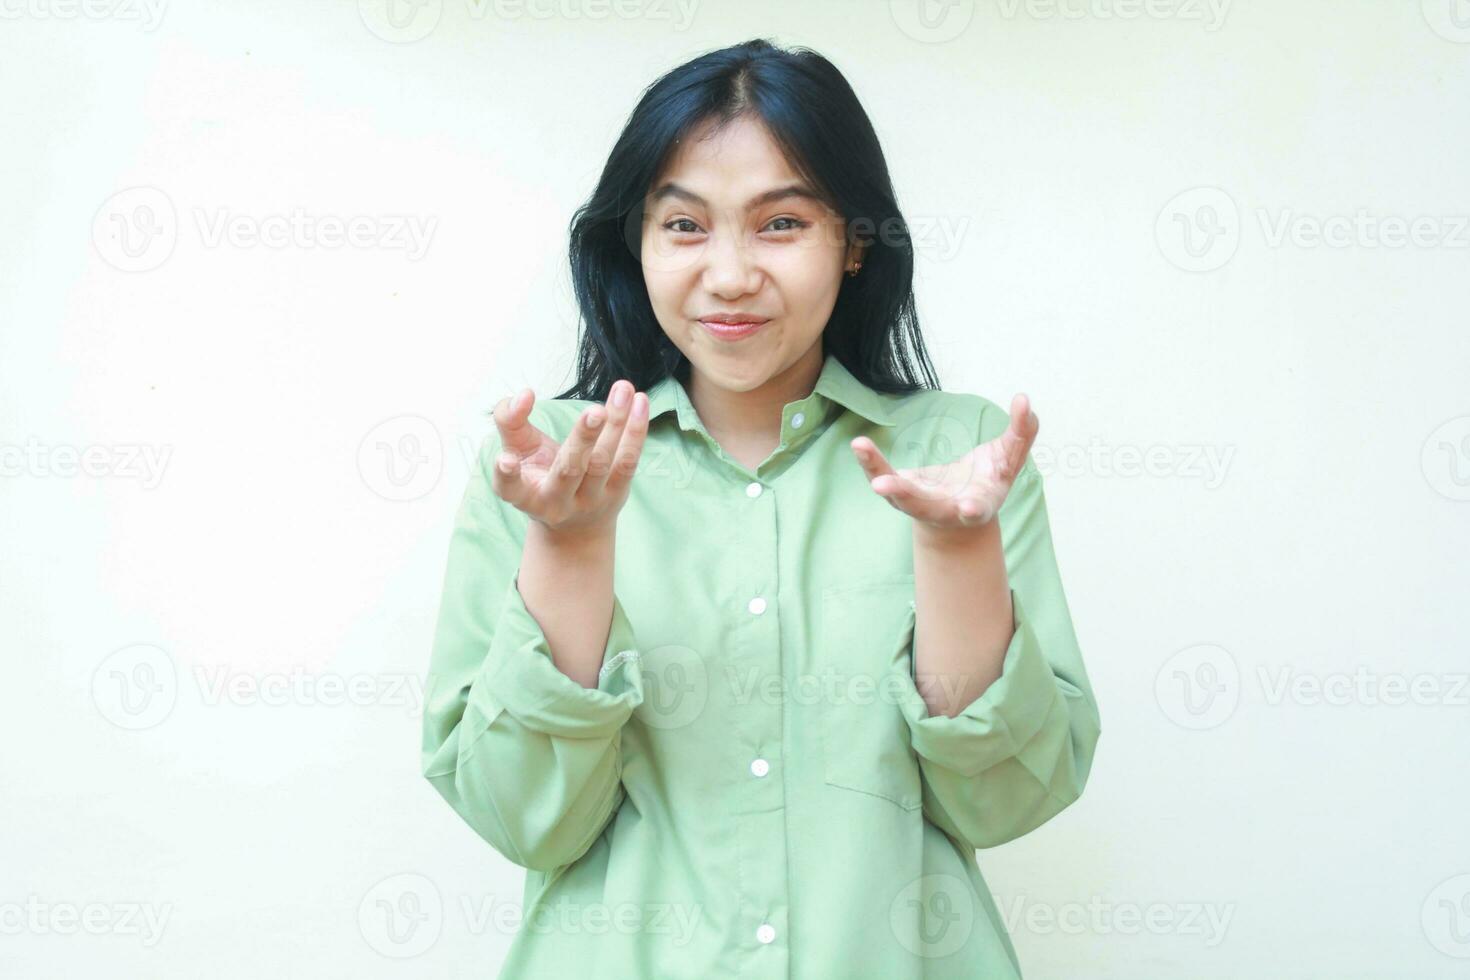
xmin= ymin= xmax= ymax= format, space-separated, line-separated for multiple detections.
xmin=890 ymin=426 xmax=1102 ymax=851
xmin=420 ymin=427 xmax=645 ymax=872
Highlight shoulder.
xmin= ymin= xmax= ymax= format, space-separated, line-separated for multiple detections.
xmin=882 ymin=387 xmax=1012 ymax=441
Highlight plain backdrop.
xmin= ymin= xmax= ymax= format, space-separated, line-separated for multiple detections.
xmin=3 ymin=1 xmax=1468 ymax=977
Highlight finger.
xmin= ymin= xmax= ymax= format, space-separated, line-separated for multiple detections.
xmin=603 ymin=390 xmax=650 ymax=497
xmin=954 ymin=492 xmax=999 ymax=526
xmin=868 ymin=470 xmax=952 ymax=523
xmin=998 ymin=393 xmax=1039 ymax=481
xmin=492 ymin=388 xmax=545 ymax=457
xmin=578 ymin=379 xmax=635 ymax=499
xmin=489 ymin=444 xmax=537 ymax=510
xmin=541 ymin=403 xmax=609 ymax=506
xmin=849 ymin=436 xmax=898 ymax=483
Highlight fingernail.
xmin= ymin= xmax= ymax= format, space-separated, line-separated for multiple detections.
xmin=613 ymin=383 xmax=630 ymax=408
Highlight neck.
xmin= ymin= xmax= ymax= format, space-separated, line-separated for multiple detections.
xmin=687 ymin=342 xmax=825 ymax=446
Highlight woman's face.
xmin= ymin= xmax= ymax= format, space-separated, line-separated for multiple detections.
xmin=640 ymin=115 xmax=858 ymax=395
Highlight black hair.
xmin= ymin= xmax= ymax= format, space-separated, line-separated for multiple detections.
xmin=553 ymin=37 xmax=940 ymax=402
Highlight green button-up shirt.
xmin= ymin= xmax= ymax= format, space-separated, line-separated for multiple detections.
xmin=421 ymin=351 xmax=1102 ymax=979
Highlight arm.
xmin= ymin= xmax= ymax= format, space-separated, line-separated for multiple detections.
xmin=419 ymin=423 xmax=646 ymax=872
xmin=889 ymin=404 xmax=1102 ymax=850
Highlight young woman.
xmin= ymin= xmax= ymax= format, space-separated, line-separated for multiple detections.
xmin=421 ymin=38 xmax=1101 ymax=979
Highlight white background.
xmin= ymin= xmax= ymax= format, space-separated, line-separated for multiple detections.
xmin=3 ymin=1 xmax=1468 ymax=977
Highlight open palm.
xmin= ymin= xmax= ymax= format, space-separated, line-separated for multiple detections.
xmin=850 ymin=393 xmax=1039 ymax=529
xmin=489 ymin=380 xmax=649 ymax=535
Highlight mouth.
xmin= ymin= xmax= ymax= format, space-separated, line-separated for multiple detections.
xmin=697 ymin=316 xmax=770 ymax=341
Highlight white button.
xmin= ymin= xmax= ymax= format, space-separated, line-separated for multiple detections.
xmin=746 ymin=481 xmax=763 ymax=498
xmin=790 ymin=412 xmax=805 ymax=429
xmin=747 ymin=596 xmax=766 ymax=615
xmin=750 ymin=758 xmax=769 ymax=777
xmin=756 ymin=923 xmax=776 ymax=944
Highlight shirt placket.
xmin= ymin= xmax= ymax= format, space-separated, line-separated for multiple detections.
xmin=672 ymin=392 xmax=837 ymax=977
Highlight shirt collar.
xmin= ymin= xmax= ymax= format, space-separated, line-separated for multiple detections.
xmin=645 ymin=352 xmax=898 ymax=431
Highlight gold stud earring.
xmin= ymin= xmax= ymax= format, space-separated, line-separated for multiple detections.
xmin=847 ymin=261 xmax=862 ymax=277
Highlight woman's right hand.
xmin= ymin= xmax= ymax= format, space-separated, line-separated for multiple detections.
xmin=488 ymin=379 xmax=650 ymax=538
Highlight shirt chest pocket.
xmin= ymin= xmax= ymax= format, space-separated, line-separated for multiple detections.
xmin=817 ymin=580 xmax=923 ymax=811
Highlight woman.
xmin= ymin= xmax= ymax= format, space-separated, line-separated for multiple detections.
xmin=421 ymin=38 xmax=1101 ymax=979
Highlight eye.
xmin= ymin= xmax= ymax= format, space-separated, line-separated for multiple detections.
xmin=765 ymin=216 xmax=809 ymax=233
xmin=663 ymin=218 xmax=702 ymax=234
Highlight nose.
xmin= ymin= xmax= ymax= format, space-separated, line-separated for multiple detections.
xmin=701 ymin=219 xmax=760 ymax=297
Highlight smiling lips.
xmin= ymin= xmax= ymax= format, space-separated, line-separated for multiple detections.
xmin=698 ymin=314 xmax=770 ymax=341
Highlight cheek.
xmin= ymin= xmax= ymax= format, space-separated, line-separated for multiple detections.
xmin=640 ymin=266 xmax=679 ymax=309
xmin=767 ymin=246 xmax=843 ymax=300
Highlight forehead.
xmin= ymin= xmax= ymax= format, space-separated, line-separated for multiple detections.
xmin=653 ymin=116 xmax=806 ymax=200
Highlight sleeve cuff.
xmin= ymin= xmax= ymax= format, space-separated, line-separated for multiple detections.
xmin=892 ymin=589 xmax=1065 ymax=778
xmin=470 ymin=571 xmax=646 ymax=739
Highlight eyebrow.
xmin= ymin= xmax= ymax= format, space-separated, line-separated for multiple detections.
xmin=648 ymin=182 xmax=825 ymax=212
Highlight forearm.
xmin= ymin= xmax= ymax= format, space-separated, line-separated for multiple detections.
xmin=516 ymin=520 xmax=618 ymax=689
xmin=911 ymin=520 xmax=1014 ymax=718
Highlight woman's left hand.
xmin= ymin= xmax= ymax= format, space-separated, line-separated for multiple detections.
xmin=850 ymin=393 xmax=1040 ymax=530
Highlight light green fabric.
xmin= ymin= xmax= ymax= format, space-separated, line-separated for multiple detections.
xmin=421 ymin=351 xmax=1102 ymax=978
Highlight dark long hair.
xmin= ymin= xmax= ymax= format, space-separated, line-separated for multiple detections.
xmin=553 ymin=37 xmax=940 ymax=402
